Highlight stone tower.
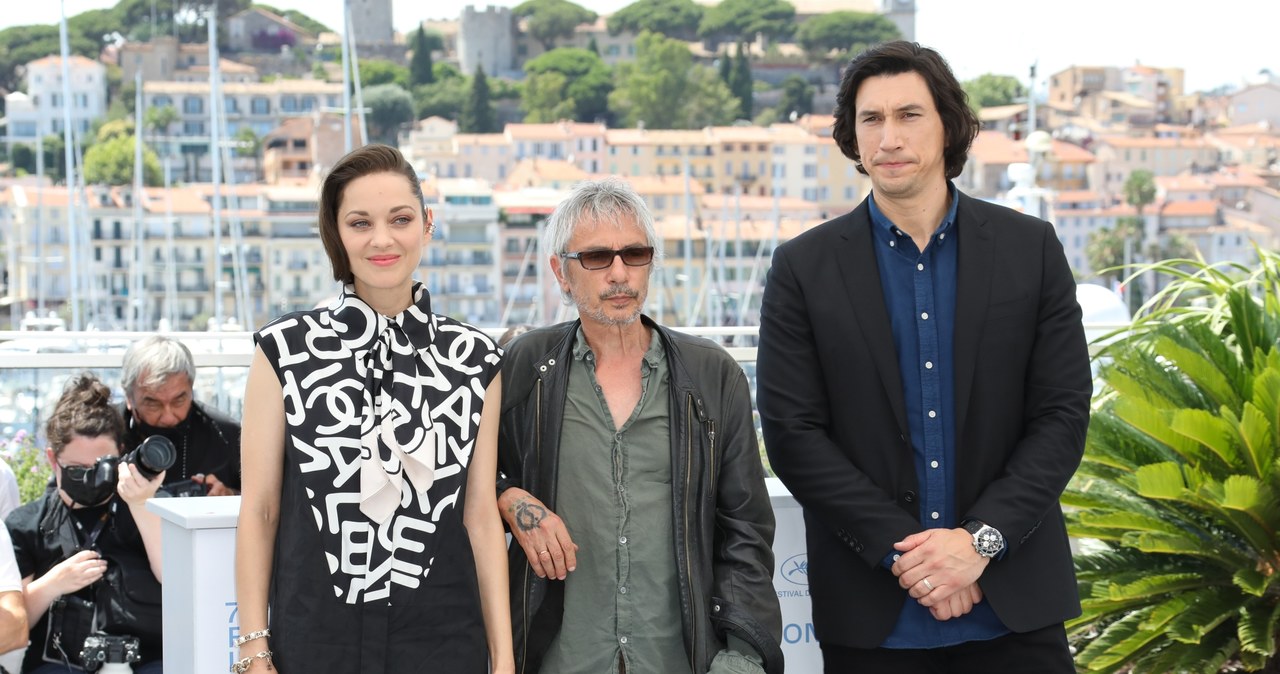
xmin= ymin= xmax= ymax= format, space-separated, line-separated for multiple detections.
xmin=458 ymin=5 xmax=517 ymax=78
xmin=348 ymin=0 xmax=395 ymax=46
xmin=881 ymin=0 xmax=916 ymax=42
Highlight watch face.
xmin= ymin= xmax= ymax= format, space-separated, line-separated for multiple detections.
xmin=976 ymin=528 xmax=1003 ymax=556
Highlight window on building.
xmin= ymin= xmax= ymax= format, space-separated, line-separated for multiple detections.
xmin=251 ymin=97 xmax=270 ymax=115
xmin=184 ymin=96 xmax=203 ymax=114
xmin=281 ymin=95 xmax=298 ymax=113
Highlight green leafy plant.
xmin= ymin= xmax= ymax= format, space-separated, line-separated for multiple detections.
xmin=1066 ymin=252 xmax=1280 ymax=673
xmin=3 ymin=429 xmax=53 ymax=505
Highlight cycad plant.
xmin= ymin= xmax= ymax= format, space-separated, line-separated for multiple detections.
xmin=1067 ymin=252 xmax=1280 ymax=673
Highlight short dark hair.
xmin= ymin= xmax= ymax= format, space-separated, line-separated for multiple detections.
xmin=46 ymin=373 xmax=124 ymax=457
xmin=318 ymin=144 xmax=427 ymax=283
xmin=831 ymin=41 xmax=979 ymax=180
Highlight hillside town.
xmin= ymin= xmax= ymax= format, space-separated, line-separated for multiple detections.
xmin=0 ymin=0 xmax=1277 ymax=332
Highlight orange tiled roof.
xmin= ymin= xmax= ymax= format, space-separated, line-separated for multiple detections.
xmin=1098 ymin=136 xmax=1212 ymax=149
xmin=1155 ymin=175 xmax=1212 ymax=192
xmin=1054 ymin=190 xmax=1105 ymax=203
xmin=1160 ymin=200 xmax=1217 ymax=217
xmin=27 ymin=55 xmax=102 ymax=69
xmin=969 ymin=131 xmax=1095 ymax=164
xmin=505 ymin=121 xmax=607 ymax=141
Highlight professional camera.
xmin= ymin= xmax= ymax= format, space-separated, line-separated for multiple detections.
xmin=79 ymin=634 xmax=141 ymax=673
xmin=164 ymin=479 xmax=207 ymax=498
xmin=119 ymin=436 xmax=175 ymax=480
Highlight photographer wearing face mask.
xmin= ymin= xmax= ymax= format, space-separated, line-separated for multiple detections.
xmin=120 ymin=336 xmax=241 ymax=498
xmin=4 ymin=374 xmax=166 ymax=674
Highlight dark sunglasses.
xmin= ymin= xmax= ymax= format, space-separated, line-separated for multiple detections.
xmin=560 ymin=246 xmax=655 ymax=271
xmin=58 ymin=462 xmax=95 ymax=481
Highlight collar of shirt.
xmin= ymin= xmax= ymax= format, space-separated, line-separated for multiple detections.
xmin=867 ymin=181 xmax=960 ymax=252
xmin=572 ymin=324 xmax=664 ymax=370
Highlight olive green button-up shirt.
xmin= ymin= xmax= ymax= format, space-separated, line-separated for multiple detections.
xmin=539 ymin=328 xmax=691 ymax=674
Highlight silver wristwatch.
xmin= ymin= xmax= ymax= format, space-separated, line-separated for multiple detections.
xmin=963 ymin=520 xmax=1005 ymax=558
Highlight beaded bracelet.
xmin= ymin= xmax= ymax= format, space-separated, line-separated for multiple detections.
xmin=233 ymin=629 xmax=271 ymax=648
xmin=230 ymin=650 xmax=273 ymax=673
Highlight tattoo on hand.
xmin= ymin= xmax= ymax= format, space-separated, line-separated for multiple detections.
xmin=514 ymin=501 xmax=547 ymax=532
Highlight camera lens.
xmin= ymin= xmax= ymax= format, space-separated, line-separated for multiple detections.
xmin=122 ymin=436 xmax=176 ymax=479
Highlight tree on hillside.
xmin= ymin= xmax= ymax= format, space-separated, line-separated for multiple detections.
xmin=0 ymin=25 xmax=99 ymax=92
xmin=364 ymin=84 xmax=415 ymax=144
xmin=144 ymin=105 xmax=180 ymax=149
xmin=698 ymin=0 xmax=794 ymax=46
xmin=795 ymin=10 xmax=899 ymax=82
xmin=795 ymin=11 xmax=899 ymax=61
xmin=235 ymin=126 xmax=263 ymax=181
xmin=607 ymin=0 xmax=704 ymax=40
xmin=776 ymin=75 xmax=815 ymax=120
xmin=413 ymin=78 xmax=469 ymax=121
xmin=67 ymin=9 xmax=126 ymax=45
xmin=679 ymin=65 xmax=738 ymax=129
xmin=963 ymin=73 xmax=1026 ymax=111
xmin=1125 ymin=169 xmax=1158 ymax=216
xmin=359 ymin=60 xmax=410 ymax=90
xmin=729 ymin=43 xmax=753 ymax=120
xmin=718 ymin=50 xmax=733 ymax=86
xmin=251 ymin=4 xmax=331 ymax=35
xmin=512 ymin=0 xmax=597 ymax=51
xmin=523 ymin=72 xmax=576 ymax=123
xmin=83 ymin=134 xmax=162 ymax=186
xmin=610 ymin=32 xmax=692 ymax=129
xmin=170 ymin=0 xmax=252 ymax=45
xmin=409 ymin=27 xmax=436 ymax=86
xmin=610 ymin=31 xmax=734 ymax=130
xmin=460 ymin=66 xmax=497 ymax=133
xmin=95 ymin=119 xmax=136 ymax=144
xmin=523 ymin=48 xmax=612 ymax=123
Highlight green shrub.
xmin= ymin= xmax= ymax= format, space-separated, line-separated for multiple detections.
xmin=1067 ymin=252 xmax=1280 ymax=673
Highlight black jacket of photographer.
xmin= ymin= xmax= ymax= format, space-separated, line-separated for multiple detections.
xmin=497 ymin=318 xmax=783 ymax=674
xmin=5 ymin=491 xmax=162 ymax=671
xmin=120 ymin=400 xmax=242 ymax=492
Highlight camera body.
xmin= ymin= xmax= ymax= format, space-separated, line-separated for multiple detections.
xmin=163 ymin=479 xmax=207 ymax=498
xmin=79 ymin=634 xmax=141 ymax=671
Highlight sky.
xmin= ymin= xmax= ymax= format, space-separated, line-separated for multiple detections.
xmin=1 ymin=0 xmax=1275 ymax=93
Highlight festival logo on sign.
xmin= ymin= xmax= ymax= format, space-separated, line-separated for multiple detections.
xmin=781 ymin=553 xmax=808 ymax=586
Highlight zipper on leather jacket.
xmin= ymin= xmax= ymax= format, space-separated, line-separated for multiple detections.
xmin=708 ymin=420 xmax=717 ymax=500
xmin=684 ymin=393 xmax=698 ymax=672
xmin=519 ymin=378 xmax=543 ymax=674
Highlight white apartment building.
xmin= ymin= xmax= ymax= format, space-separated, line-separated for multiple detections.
xmin=142 ymin=79 xmax=344 ymax=182
xmin=425 ymin=179 xmax=502 ymax=326
xmin=4 ymin=56 xmax=108 ymax=146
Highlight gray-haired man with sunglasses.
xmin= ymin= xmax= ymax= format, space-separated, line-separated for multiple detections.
xmin=496 ymin=177 xmax=783 ymax=674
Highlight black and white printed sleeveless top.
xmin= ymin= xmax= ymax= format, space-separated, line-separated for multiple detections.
xmin=255 ymin=282 xmax=501 ymax=605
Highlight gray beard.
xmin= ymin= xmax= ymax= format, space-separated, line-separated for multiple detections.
xmin=573 ymin=284 xmax=644 ymax=327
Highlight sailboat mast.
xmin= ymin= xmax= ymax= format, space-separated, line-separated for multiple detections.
xmin=208 ymin=4 xmax=224 ymax=331
xmin=132 ymin=71 xmax=145 ymax=331
xmin=58 ymin=0 xmax=82 ymax=331
xmin=347 ymin=2 xmax=368 ymax=147
xmin=340 ymin=0 xmax=353 ymax=153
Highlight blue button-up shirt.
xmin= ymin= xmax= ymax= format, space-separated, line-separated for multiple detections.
xmin=870 ymin=186 xmax=1008 ymax=648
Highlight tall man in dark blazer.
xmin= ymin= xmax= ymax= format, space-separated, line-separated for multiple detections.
xmin=756 ymin=41 xmax=1091 ymax=672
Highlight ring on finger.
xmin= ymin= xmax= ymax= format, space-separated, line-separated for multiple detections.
xmin=921 ymin=578 xmax=934 ymax=592
xmin=538 ymin=550 xmax=550 ymax=556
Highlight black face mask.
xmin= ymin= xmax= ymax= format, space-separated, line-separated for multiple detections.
xmin=128 ymin=407 xmax=192 ymax=441
xmin=60 ymin=456 xmax=119 ymax=507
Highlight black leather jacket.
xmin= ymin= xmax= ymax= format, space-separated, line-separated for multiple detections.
xmin=497 ymin=317 xmax=783 ymax=674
